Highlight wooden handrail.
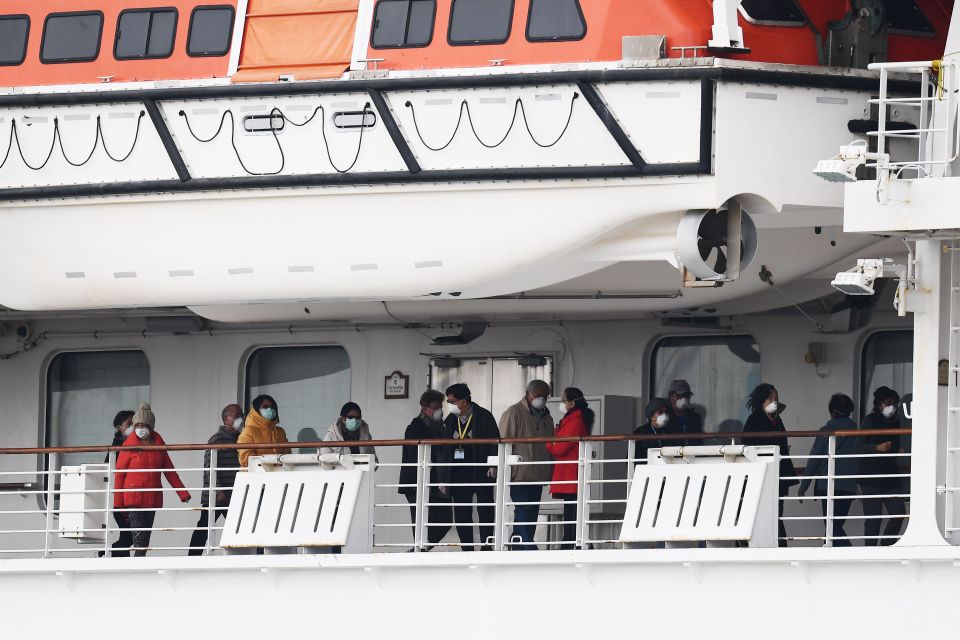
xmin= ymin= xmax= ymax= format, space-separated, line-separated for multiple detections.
xmin=0 ymin=429 xmax=912 ymax=456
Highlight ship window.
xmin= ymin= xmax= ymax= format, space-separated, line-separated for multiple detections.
xmin=860 ymin=330 xmax=913 ymax=424
xmin=0 ymin=16 xmax=29 ymax=66
xmin=448 ymin=0 xmax=514 ymax=45
xmin=429 ymin=355 xmax=554 ymax=421
xmin=41 ymin=12 xmax=104 ymax=64
xmin=115 ymin=8 xmax=178 ymax=60
xmin=46 ymin=350 xmax=151 ymax=469
xmin=526 ymin=0 xmax=585 ymax=42
xmin=244 ymin=346 xmax=351 ymax=450
xmin=371 ymin=0 xmax=436 ymax=48
xmin=739 ymin=0 xmax=805 ymax=25
xmin=650 ymin=335 xmax=761 ymax=433
xmin=886 ymin=2 xmax=935 ymax=35
xmin=187 ymin=5 xmax=235 ymax=57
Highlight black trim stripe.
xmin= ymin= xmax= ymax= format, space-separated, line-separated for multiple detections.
xmin=368 ymin=89 xmax=421 ymax=174
xmin=576 ymin=80 xmax=645 ymax=169
xmin=143 ymin=98 xmax=191 ymax=182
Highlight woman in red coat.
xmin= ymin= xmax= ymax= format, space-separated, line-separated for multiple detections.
xmin=114 ymin=403 xmax=191 ymax=556
xmin=545 ymin=388 xmax=594 ymax=548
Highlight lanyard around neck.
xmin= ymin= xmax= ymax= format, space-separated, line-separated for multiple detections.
xmin=457 ymin=414 xmax=474 ymax=440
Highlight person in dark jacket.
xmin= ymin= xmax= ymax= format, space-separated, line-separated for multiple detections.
xmin=188 ymin=403 xmax=244 ymax=555
xmin=106 ymin=410 xmax=134 ymax=557
xmin=798 ymin=394 xmax=861 ymax=547
xmin=546 ymin=388 xmax=594 ymax=547
xmin=443 ymin=383 xmax=501 ymax=551
xmin=859 ymin=386 xmax=907 ymax=546
xmin=743 ymin=383 xmax=797 ymax=545
xmin=667 ymin=379 xmax=704 ymax=446
xmin=633 ymin=398 xmax=672 ymax=463
xmin=399 ymin=390 xmax=452 ymax=547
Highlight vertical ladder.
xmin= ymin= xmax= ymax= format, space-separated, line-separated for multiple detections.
xmin=947 ymin=244 xmax=960 ymax=542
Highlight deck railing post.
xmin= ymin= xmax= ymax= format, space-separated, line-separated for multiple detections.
xmin=414 ymin=444 xmax=426 ymax=551
xmin=104 ymin=451 xmax=116 ymax=557
xmin=43 ymin=453 xmax=57 ymax=559
xmin=493 ymin=443 xmax=509 ymax=551
xmin=825 ymin=435 xmax=836 ymax=548
xmin=576 ymin=441 xmax=589 ymax=549
xmin=207 ymin=450 xmax=218 ymax=555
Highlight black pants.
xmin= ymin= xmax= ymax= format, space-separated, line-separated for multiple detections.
xmin=450 ymin=483 xmax=495 ymax=551
xmin=404 ymin=492 xmax=453 ymax=546
xmin=554 ymin=494 xmax=577 ymax=546
xmin=861 ymin=484 xmax=906 ymax=546
xmin=187 ymin=507 xmax=228 ymax=556
xmin=816 ymin=491 xmax=855 ymax=546
xmin=111 ymin=511 xmax=133 ymax=558
xmin=127 ymin=510 xmax=156 ymax=557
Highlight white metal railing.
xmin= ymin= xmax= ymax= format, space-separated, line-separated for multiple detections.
xmin=867 ymin=59 xmax=960 ymax=179
xmin=0 ymin=432 xmax=914 ymax=558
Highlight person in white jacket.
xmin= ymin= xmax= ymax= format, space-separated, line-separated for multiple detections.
xmin=321 ymin=402 xmax=376 ymax=457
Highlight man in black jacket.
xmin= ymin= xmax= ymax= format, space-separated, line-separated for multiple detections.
xmin=400 ymin=390 xmax=452 ymax=547
xmin=188 ymin=404 xmax=243 ymax=556
xmin=443 ymin=383 xmax=501 ymax=551
xmin=667 ymin=379 xmax=704 ymax=446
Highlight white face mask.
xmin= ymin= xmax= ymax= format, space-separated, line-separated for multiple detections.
xmin=655 ymin=413 xmax=669 ymax=428
xmin=232 ymin=417 xmax=244 ymax=431
xmin=882 ymin=405 xmax=897 ymax=419
xmin=764 ymin=401 xmax=779 ymax=415
xmin=135 ymin=427 xmax=151 ymax=439
xmin=675 ymin=397 xmax=690 ymax=410
xmin=558 ymin=403 xmax=568 ymax=416
xmin=430 ymin=409 xmax=444 ymax=421
xmin=447 ymin=402 xmax=461 ymax=416
xmin=123 ymin=426 xmax=134 ymax=437
xmin=531 ymin=397 xmax=547 ymax=410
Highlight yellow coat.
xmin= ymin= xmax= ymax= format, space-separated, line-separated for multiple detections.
xmin=237 ymin=409 xmax=292 ymax=467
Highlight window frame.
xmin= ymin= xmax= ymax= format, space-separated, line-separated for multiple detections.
xmin=737 ymin=1 xmax=806 ymax=28
xmin=241 ymin=344 xmax=353 ymax=419
xmin=113 ymin=7 xmax=179 ymax=61
xmin=0 ymin=14 xmax=30 ymax=67
xmin=857 ymin=328 xmax=914 ymax=421
xmin=370 ymin=0 xmax=437 ymax=50
xmin=447 ymin=0 xmax=515 ymax=47
xmin=525 ymin=0 xmax=586 ymax=43
xmin=40 ymin=10 xmax=105 ymax=64
xmin=186 ymin=4 xmax=236 ymax=58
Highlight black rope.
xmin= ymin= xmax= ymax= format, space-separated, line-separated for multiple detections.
xmin=100 ymin=111 xmax=146 ymax=163
xmin=10 ymin=119 xmax=57 ymax=171
xmin=405 ymin=92 xmax=579 ymax=151
xmin=179 ymin=109 xmax=285 ymax=176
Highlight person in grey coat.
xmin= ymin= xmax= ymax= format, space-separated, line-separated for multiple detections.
xmin=798 ymin=394 xmax=861 ymax=547
xmin=321 ymin=402 xmax=376 ymax=458
xmin=188 ymin=403 xmax=243 ymax=555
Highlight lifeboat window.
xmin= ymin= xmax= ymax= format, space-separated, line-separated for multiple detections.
xmin=738 ymin=0 xmax=805 ymax=26
xmin=371 ymin=0 xmax=436 ymax=49
xmin=0 ymin=16 xmax=29 ymax=66
xmin=526 ymin=0 xmax=585 ymax=42
xmin=187 ymin=5 xmax=235 ymax=57
xmin=40 ymin=12 xmax=104 ymax=64
xmin=115 ymin=8 xmax=178 ymax=60
xmin=448 ymin=0 xmax=514 ymax=46
xmin=886 ymin=2 xmax=935 ymax=36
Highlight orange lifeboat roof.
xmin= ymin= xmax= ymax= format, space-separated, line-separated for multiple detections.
xmin=233 ymin=0 xmax=358 ymax=83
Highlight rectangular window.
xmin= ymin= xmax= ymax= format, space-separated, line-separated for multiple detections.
xmin=115 ymin=8 xmax=178 ymax=60
xmin=0 ymin=15 xmax=29 ymax=66
xmin=651 ymin=335 xmax=761 ymax=432
xmin=41 ymin=11 xmax=104 ymax=64
xmin=739 ymin=0 xmax=805 ymax=25
xmin=429 ymin=355 xmax=553 ymax=420
xmin=449 ymin=0 xmax=514 ymax=45
xmin=860 ymin=330 xmax=913 ymax=424
xmin=46 ymin=351 xmax=151 ymax=469
xmin=526 ymin=0 xmax=585 ymax=42
xmin=371 ymin=0 xmax=436 ymax=48
xmin=886 ymin=2 xmax=935 ymax=35
xmin=187 ymin=5 xmax=235 ymax=57
xmin=245 ymin=346 xmax=351 ymax=449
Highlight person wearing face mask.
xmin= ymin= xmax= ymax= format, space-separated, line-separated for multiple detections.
xmin=499 ymin=380 xmax=555 ymax=550
xmin=858 ymin=386 xmax=907 ymax=546
xmin=798 ymin=394 xmax=861 ymax=547
xmin=105 ymin=410 xmax=135 ymax=557
xmin=743 ymin=383 xmax=797 ymax=545
xmin=633 ymin=398 xmax=672 ymax=464
xmin=321 ymin=402 xmax=376 ymax=457
xmin=188 ymin=404 xmax=244 ymax=555
xmin=546 ymin=388 xmax=594 ymax=548
xmin=237 ymin=395 xmax=291 ymax=467
xmin=667 ymin=380 xmax=703 ymax=447
xmin=442 ymin=383 xmax=501 ymax=551
xmin=114 ymin=403 xmax=191 ymax=557
xmin=399 ymin=390 xmax=452 ymax=547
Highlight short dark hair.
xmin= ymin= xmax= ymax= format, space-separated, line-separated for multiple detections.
xmin=872 ymin=386 xmax=900 ymax=414
xmin=829 ymin=393 xmax=855 ymax=418
xmin=747 ymin=383 xmax=777 ymax=414
xmin=221 ymin=404 xmax=241 ymax=422
xmin=445 ymin=383 xmax=471 ymax=402
xmin=420 ymin=390 xmax=445 ymax=407
xmin=251 ymin=394 xmax=278 ymax=416
xmin=112 ymin=410 xmax=135 ymax=428
xmin=340 ymin=402 xmax=362 ymax=417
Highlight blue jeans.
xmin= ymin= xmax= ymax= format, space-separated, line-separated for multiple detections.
xmin=510 ymin=485 xmax=542 ymax=550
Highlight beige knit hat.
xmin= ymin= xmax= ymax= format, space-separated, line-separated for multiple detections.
xmin=132 ymin=402 xmax=155 ymax=429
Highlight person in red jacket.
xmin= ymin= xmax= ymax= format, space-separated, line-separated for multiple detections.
xmin=114 ymin=402 xmax=191 ymax=557
xmin=545 ymin=388 xmax=594 ymax=548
